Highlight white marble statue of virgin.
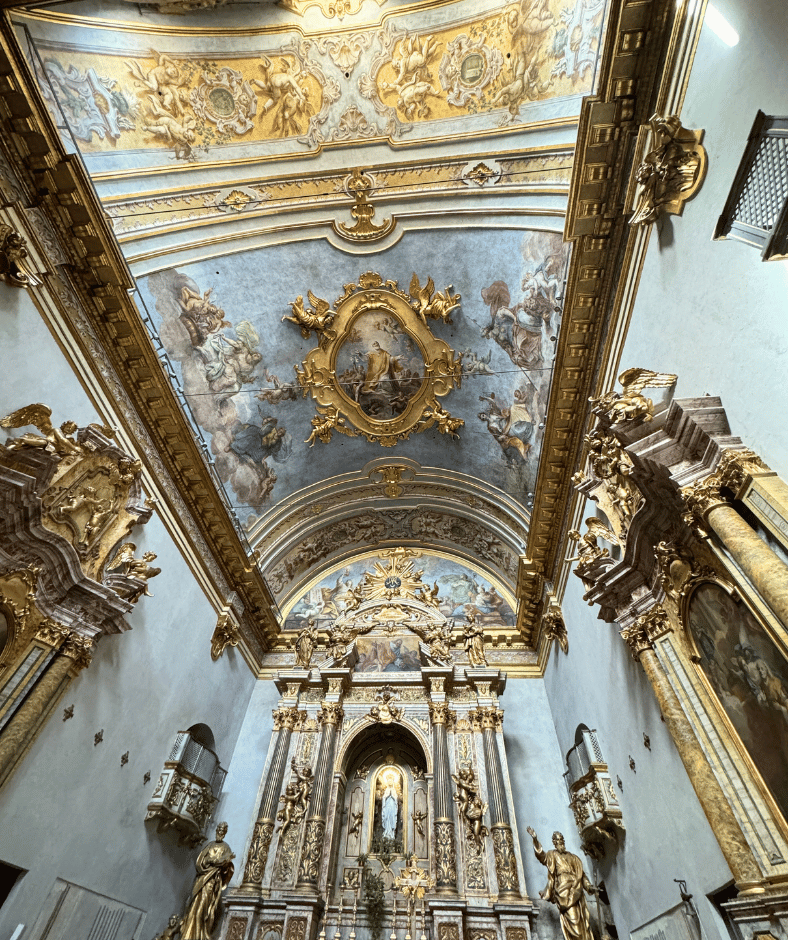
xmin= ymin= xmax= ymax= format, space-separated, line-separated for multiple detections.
xmin=382 ymin=780 xmax=399 ymax=840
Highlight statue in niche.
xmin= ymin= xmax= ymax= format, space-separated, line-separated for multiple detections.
xmin=373 ymin=766 xmax=403 ymax=844
xmin=464 ymin=613 xmax=487 ymax=667
xmin=526 ymin=828 xmax=596 ymax=940
xmin=180 ymin=822 xmax=235 ymax=940
xmin=294 ymin=619 xmax=319 ymax=668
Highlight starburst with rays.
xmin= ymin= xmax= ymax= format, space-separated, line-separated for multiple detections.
xmin=362 ymin=547 xmax=426 ymax=601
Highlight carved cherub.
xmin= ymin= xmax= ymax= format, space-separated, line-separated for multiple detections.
xmin=567 ymin=519 xmax=619 ymax=566
xmin=152 ymin=914 xmax=181 ymax=940
xmin=348 ymin=810 xmax=364 ymax=836
xmin=409 ymin=274 xmax=461 ymax=325
xmin=282 ymin=291 xmax=335 ymax=339
xmin=0 ymin=403 xmax=82 ymax=459
xmin=416 ymin=581 xmax=440 ymax=608
xmin=277 ymin=758 xmax=313 ymax=835
xmin=411 ymin=809 xmax=428 ymax=837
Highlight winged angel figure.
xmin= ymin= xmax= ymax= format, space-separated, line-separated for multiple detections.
xmin=282 ymin=290 xmax=335 ymax=339
xmin=590 ymin=367 xmax=677 ymax=425
xmin=0 ymin=404 xmax=82 ymax=459
xmin=567 ymin=518 xmax=619 ymax=567
xmin=409 ymin=274 xmax=461 ymax=325
xmin=106 ymin=542 xmax=161 ymax=602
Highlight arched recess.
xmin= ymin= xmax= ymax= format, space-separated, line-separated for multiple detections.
xmin=328 ymin=721 xmax=431 ymax=903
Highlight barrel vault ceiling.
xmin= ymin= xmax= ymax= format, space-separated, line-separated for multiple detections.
xmin=6 ymin=0 xmax=631 ymax=661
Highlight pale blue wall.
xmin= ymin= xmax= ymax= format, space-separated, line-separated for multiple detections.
xmin=0 ymin=284 xmax=256 ymax=938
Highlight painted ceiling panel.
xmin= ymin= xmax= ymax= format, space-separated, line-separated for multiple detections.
xmin=138 ymin=227 xmax=569 ymax=530
xmin=19 ymin=0 xmax=605 ymax=170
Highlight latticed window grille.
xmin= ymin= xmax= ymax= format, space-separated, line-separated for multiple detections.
xmin=714 ymin=111 xmax=788 ymax=261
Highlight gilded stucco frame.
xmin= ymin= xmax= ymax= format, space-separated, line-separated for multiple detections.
xmin=678 ymin=570 xmax=788 ymax=841
xmin=293 ymin=272 xmax=463 ymax=448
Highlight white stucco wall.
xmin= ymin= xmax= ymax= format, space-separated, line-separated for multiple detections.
xmin=0 ymin=284 xmax=256 ymax=939
xmin=619 ymin=0 xmax=788 ymax=475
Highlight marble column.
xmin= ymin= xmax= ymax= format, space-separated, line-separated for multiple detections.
xmin=683 ymin=452 xmax=788 ymax=629
xmin=621 ymin=607 xmax=764 ymax=894
xmin=242 ymin=705 xmax=303 ymax=887
xmin=296 ymin=701 xmax=343 ymax=888
xmin=430 ymin=701 xmax=458 ymax=893
xmin=475 ymin=707 xmax=520 ymax=897
xmin=0 ymin=629 xmax=92 ymax=787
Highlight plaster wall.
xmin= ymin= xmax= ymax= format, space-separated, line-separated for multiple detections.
xmin=0 ymin=284 xmax=256 ymax=938
xmin=503 ymin=676 xmax=582 ymax=937
xmin=620 ymin=0 xmax=788 ymax=476
xmin=543 ymin=572 xmax=732 ymax=940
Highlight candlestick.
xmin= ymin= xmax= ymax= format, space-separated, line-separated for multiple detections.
xmin=390 ymin=894 xmax=397 ymax=940
xmin=349 ymin=891 xmax=358 ymax=940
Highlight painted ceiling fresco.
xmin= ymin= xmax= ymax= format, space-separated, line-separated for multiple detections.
xmin=21 ymin=0 xmax=606 ymax=168
xmin=139 ymin=227 xmax=569 ymax=527
xmin=283 ymin=550 xmax=516 ymax=632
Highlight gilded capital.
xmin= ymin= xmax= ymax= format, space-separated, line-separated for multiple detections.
xmin=61 ymin=632 xmax=94 ymax=671
xmin=35 ymin=618 xmax=70 ymax=648
xmin=273 ymin=706 xmax=302 ymax=731
xmin=318 ymin=702 xmax=344 ymax=726
xmin=473 ymin=706 xmax=503 ymax=731
xmin=620 ymin=605 xmax=670 ymax=660
xmin=429 ymin=701 xmax=454 ymax=726
xmin=717 ymin=448 xmax=771 ymax=494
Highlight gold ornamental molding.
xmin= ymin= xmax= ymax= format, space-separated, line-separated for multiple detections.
xmin=332 ymin=168 xmax=395 ymax=243
xmin=629 ymin=114 xmax=707 ymax=226
xmin=517 ymin=0 xmax=686 ymax=644
xmin=284 ymin=271 xmax=463 ymax=447
xmin=0 ymin=22 xmax=278 ymax=659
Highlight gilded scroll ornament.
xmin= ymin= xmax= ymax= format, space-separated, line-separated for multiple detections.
xmin=370 ymin=685 xmax=403 ymax=724
xmin=0 ymin=223 xmax=32 ymax=287
xmin=287 ymin=272 xmax=463 ymax=447
xmin=433 ymin=820 xmax=457 ymax=887
xmin=654 ymin=541 xmax=694 ymax=600
xmin=630 ymin=115 xmax=707 ymax=226
xmin=243 ymin=820 xmax=275 ymax=884
xmin=491 ymin=825 xmax=520 ymax=893
xmin=452 ymin=764 xmax=489 ymax=848
xmin=590 ymin=368 xmax=677 ymax=426
xmin=298 ymin=817 xmax=326 ymax=883
xmin=333 ymin=168 xmax=395 ymax=242
xmin=210 ymin=610 xmax=240 ymax=661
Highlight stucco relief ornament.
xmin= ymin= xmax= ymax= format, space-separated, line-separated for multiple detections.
xmin=333 ymin=168 xmax=395 ymax=242
xmin=190 ymin=67 xmax=257 ymax=135
xmin=630 ymin=114 xmax=707 ymax=226
xmin=287 ymin=272 xmax=463 ymax=447
xmin=369 ymin=685 xmax=403 ymax=724
xmin=439 ymin=33 xmax=503 ymax=107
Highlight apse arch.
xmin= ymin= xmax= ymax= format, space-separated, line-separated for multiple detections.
xmin=336 ymin=716 xmax=432 ymax=779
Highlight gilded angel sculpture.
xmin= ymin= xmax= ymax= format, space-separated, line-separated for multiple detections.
xmin=590 ymin=368 xmax=677 ymax=425
xmin=282 ymin=290 xmax=335 ymax=339
xmin=0 ymin=403 xmax=82 ymax=459
xmin=409 ymin=273 xmax=461 ymax=325
xmin=567 ymin=519 xmax=619 ymax=566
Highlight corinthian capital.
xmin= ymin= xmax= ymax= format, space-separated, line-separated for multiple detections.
xmin=429 ymin=702 xmax=453 ymax=726
xmin=273 ymin=705 xmax=302 ymax=731
xmin=319 ymin=702 xmax=344 ymax=726
xmin=473 ymin=706 xmax=503 ymax=731
xmin=620 ymin=604 xmax=670 ymax=660
xmin=61 ymin=632 xmax=94 ymax=671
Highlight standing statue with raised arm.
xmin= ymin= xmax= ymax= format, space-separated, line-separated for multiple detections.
xmin=526 ymin=827 xmax=595 ymax=940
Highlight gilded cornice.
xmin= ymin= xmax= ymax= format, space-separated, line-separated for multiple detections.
xmin=0 ymin=21 xmax=279 ymax=655
xmin=518 ymin=0 xmax=679 ymax=644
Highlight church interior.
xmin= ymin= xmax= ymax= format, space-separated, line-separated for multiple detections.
xmin=0 ymin=0 xmax=787 ymax=939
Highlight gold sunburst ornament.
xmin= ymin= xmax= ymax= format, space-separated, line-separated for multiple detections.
xmin=362 ymin=548 xmax=426 ymax=601
xmin=285 ymin=272 xmax=463 ymax=447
